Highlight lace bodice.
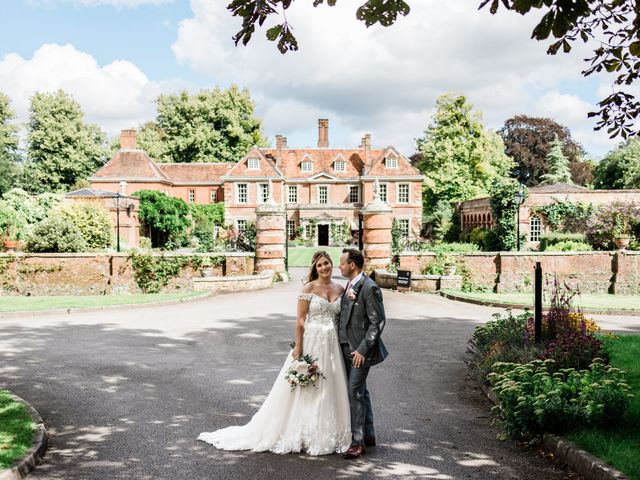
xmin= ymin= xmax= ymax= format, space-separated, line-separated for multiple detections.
xmin=298 ymin=293 xmax=341 ymax=328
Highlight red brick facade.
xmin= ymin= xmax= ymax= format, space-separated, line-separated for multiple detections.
xmin=90 ymin=121 xmax=424 ymax=246
xmin=458 ymin=183 xmax=640 ymax=248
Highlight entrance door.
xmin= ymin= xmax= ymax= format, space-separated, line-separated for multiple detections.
xmin=318 ymin=224 xmax=329 ymax=246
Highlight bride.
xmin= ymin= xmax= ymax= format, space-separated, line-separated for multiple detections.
xmin=198 ymin=251 xmax=352 ymax=455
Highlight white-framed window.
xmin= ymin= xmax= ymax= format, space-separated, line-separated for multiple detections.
xmin=398 ymin=219 xmax=410 ymax=238
xmin=236 ymin=183 xmax=248 ymax=204
xmin=318 ymin=186 xmax=328 ymax=204
xmin=530 ymin=215 xmax=541 ymax=242
xmin=258 ymin=183 xmax=269 ymax=203
xmin=398 ymin=183 xmax=409 ymax=204
xmin=237 ymin=219 xmax=247 ymax=232
xmin=287 ymin=220 xmax=296 ymax=238
xmin=348 ymin=185 xmax=360 ymax=203
xmin=188 ymin=189 xmax=195 ymax=203
xmin=378 ymin=183 xmax=387 ymax=202
xmin=334 ymin=160 xmax=346 ymax=172
xmin=247 ymin=157 xmax=260 ymax=170
xmin=385 ymin=156 xmax=398 ymax=168
xmin=288 ymin=185 xmax=298 ymax=203
xmin=301 ymin=160 xmax=313 ymax=172
xmin=210 ymin=189 xmax=216 ymax=203
xmin=304 ymin=224 xmax=312 ymax=238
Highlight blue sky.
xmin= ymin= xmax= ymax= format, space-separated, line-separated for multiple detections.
xmin=0 ymin=0 xmax=627 ymax=159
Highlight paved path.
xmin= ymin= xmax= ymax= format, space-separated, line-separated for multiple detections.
xmin=0 ymin=268 xmax=617 ymax=479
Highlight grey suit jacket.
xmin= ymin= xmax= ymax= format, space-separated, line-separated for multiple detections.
xmin=339 ymin=274 xmax=389 ymax=367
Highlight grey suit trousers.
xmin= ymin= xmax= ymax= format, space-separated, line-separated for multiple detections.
xmin=341 ymin=343 xmax=375 ymax=446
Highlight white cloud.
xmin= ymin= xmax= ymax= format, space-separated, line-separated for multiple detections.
xmin=29 ymin=0 xmax=171 ymax=7
xmin=172 ymin=0 xmax=619 ymax=157
xmin=0 ymin=43 xmax=189 ymax=138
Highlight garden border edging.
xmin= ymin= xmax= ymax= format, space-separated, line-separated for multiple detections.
xmin=478 ymin=383 xmax=629 ymax=480
xmin=0 ymin=393 xmax=47 ymax=480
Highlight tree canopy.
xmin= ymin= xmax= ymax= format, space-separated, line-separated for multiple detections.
xmin=416 ymin=93 xmax=514 ymax=214
xmin=137 ymin=86 xmax=267 ymax=163
xmin=0 ymin=92 xmax=21 ymax=196
xmin=540 ymin=135 xmax=573 ymax=185
xmin=499 ymin=115 xmax=591 ymax=186
xmin=24 ymin=90 xmax=109 ymax=194
xmin=226 ymin=0 xmax=640 ymax=138
xmin=593 ymin=137 xmax=640 ymax=190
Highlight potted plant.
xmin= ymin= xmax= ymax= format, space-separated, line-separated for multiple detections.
xmin=613 ymin=215 xmax=631 ymax=250
xmin=200 ymin=257 xmax=214 ymax=277
xmin=442 ymin=254 xmax=457 ymax=276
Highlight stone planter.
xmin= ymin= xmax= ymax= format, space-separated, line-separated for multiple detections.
xmin=614 ymin=237 xmax=631 ymax=250
xmin=443 ymin=263 xmax=457 ymax=276
xmin=2 ymin=240 xmax=19 ymax=253
xmin=200 ymin=267 xmax=214 ymax=277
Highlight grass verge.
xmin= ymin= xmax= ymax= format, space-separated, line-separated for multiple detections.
xmin=441 ymin=289 xmax=640 ymax=312
xmin=0 ymin=291 xmax=209 ymax=313
xmin=567 ymin=335 xmax=640 ymax=480
xmin=287 ymin=247 xmax=345 ymax=268
xmin=0 ymin=391 xmax=35 ymax=469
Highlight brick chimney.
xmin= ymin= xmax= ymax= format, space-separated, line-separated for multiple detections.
xmin=317 ymin=119 xmax=329 ymax=148
xmin=362 ymin=133 xmax=371 ymax=167
xmin=275 ymin=135 xmax=287 ymax=149
xmin=120 ymin=129 xmax=137 ymax=150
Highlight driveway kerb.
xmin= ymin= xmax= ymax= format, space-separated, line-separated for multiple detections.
xmin=440 ymin=290 xmax=640 ymax=316
xmin=0 ymin=393 xmax=47 ymax=480
xmin=0 ymin=291 xmax=219 ymax=319
xmin=479 ymin=383 xmax=629 ymax=480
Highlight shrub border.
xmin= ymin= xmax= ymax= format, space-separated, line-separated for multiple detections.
xmin=478 ymin=383 xmax=629 ymax=480
xmin=0 ymin=393 xmax=47 ymax=480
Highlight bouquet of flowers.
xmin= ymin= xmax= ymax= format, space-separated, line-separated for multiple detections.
xmin=285 ymin=354 xmax=325 ymax=391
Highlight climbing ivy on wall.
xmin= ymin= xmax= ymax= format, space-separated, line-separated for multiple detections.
xmin=130 ymin=254 xmax=224 ymax=293
xmin=489 ymin=179 xmax=528 ymax=251
xmin=532 ymin=200 xmax=595 ymax=232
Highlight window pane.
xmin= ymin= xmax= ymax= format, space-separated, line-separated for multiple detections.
xmin=398 ymin=184 xmax=409 ymax=203
xmin=349 ymin=186 xmax=359 ymax=203
xmin=188 ymin=190 xmax=195 ymax=203
xmin=237 ymin=219 xmax=247 ymax=232
xmin=248 ymin=158 xmax=259 ymax=169
xmin=379 ymin=184 xmax=387 ymax=202
xmin=259 ymin=183 xmax=269 ymax=203
xmin=530 ymin=216 xmax=541 ymax=242
xmin=386 ymin=157 xmax=397 ymax=168
xmin=288 ymin=185 xmax=297 ymax=203
xmin=237 ymin=184 xmax=247 ymax=203
xmin=399 ymin=219 xmax=409 ymax=238
xmin=287 ymin=220 xmax=295 ymax=238
xmin=319 ymin=186 xmax=328 ymax=204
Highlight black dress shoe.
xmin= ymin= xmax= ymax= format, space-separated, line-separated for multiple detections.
xmin=343 ymin=445 xmax=365 ymax=459
xmin=364 ymin=436 xmax=376 ymax=447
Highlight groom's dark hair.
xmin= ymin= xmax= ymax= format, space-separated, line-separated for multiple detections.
xmin=342 ymin=248 xmax=364 ymax=270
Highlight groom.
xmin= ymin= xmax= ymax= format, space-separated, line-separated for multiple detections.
xmin=338 ymin=248 xmax=389 ymax=460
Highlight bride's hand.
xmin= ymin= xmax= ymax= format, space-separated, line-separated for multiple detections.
xmin=292 ymin=347 xmax=302 ymax=359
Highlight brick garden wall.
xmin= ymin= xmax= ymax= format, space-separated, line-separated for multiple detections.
xmin=397 ymin=251 xmax=640 ymax=294
xmin=0 ymin=252 xmax=254 ymax=296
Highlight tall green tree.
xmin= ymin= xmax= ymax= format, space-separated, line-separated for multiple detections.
xmin=0 ymin=92 xmax=21 ymax=196
xmin=499 ymin=115 xmax=590 ymax=186
xmin=594 ymin=138 xmax=640 ymax=190
xmin=24 ymin=90 xmax=109 ymax=193
xmin=416 ymin=94 xmax=514 ymax=214
xmin=228 ymin=0 xmax=639 ymax=138
xmin=137 ymin=86 xmax=267 ymax=163
xmin=540 ymin=135 xmax=573 ymax=185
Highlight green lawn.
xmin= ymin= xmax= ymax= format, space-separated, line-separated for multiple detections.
xmin=0 ymin=291 xmax=208 ymax=313
xmin=0 ymin=391 xmax=35 ymax=469
xmin=287 ymin=246 xmax=345 ymax=268
xmin=567 ymin=335 xmax=640 ymax=480
xmin=441 ymin=289 xmax=640 ymax=312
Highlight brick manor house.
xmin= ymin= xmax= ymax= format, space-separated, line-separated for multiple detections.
xmin=90 ymin=119 xmax=424 ymax=246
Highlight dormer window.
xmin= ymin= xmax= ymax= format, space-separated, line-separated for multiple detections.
xmin=247 ymin=158 xmax=260 ymax=170
xmin=334 ymin=160 xmax=346 ymax=172
xmin=301 ymin=160 xmax=313 ymax=173
xmin=385 ymin=156 xmax=398 ymax=168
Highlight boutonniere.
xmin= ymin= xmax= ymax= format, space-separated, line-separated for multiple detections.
xmin=347 ymin=288 xmax=357 ymax=301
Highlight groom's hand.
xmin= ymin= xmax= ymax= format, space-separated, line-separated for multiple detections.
xmin=351 ymin=351 xmax=365 ymax=368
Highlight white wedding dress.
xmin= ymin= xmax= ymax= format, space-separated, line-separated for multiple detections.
xmin=198 ymin=292 xmax=352 ymax=455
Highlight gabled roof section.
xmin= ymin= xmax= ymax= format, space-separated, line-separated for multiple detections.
xmin=224 ymin=147 xmax=283 ymax=178
xmin=91 ymin=150 xmax=168 ymax=181
xmin=365 ymin=146 xmax=420 ymax=177
xmin=308 ymin=172 xmax=340 ymax=181
xmin=261 ymin=148 xmax=379 ymax=179
xmin=65 ymin=188 xmax=121 ymax=198
xmin=157 ymin=163 xmax=233 ymax=183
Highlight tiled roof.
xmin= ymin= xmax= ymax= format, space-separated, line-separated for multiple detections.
xmin=157 ymin=163 xmax=233 ymax=183
xmin=91 ymin=150 xmax=168 ymax=181
xmin=65 ymin=188 xmax=120 ymax=198
xmin=530 ymin=183 xmax=589 ymax=193
xmin=262 ymin=148 xmax=378 ymax=179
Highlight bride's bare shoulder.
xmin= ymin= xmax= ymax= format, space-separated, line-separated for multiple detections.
xmin=301 ymin=280 xmax=316 ymax=294
xmin=333 ymin=281 xmax=345 ymax=295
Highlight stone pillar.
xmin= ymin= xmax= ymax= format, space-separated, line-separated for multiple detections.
xmin=362 ymin=180 xmax=393 ymax=273
xmin=255 ymin=185 xmax=286 ymax=273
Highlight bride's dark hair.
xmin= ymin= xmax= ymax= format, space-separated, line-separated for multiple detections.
xmin=307 ymin=251 xmax=333 ymax=283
